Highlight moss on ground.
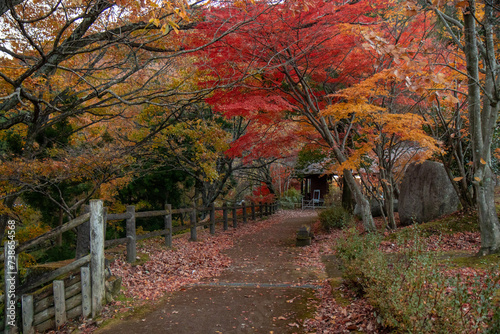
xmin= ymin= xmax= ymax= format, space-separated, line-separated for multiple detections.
xmin=418 ymin=210 xmax=479 ymax=235
xmin=98 ymin=288 xmax=170 ymax=329
xmin=384 ymin=210 xmax=479 ymax=242
xmin=386 ymin=185 xmax=499 ymax=241
xmin=131 ymin=252 xmax=150 ymax=266
xmin=439 ymin=250 xmax=500 ymax=271
xmin=293 ymin=289 xmax=319 ymax=325
xmin=329 ymin=277 xmax=351 ymax=308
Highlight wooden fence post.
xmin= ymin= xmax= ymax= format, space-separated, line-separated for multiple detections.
xmin=90 ymin=199 xmax=105 ymax=318
xmin=126 ymin=206 xmax=136 ymax=263
xmin=232 ymin=205 xmax=237 ymax=228
xmin=4 ymin=241 xmax=18 ymax=334
xmin=210 ymin=203 xmax=216 ymax=235
xmin=81 ymin=267 xmax=91 ymax=318
xmin=223 ymin=204 xmax=228 ymax=231
xmin=242 ymin=202 xmax=247 ymax=224
xmin=21 ymin=295 xmax=34 ymax=334
xmin=165 ymin=204 xmax=172 ymax=247
xmin=190 ymin=205 xmax=197 ymax=241
xmin=75 ymin=205 xmax=90 ymax=259
xmin=103 ymin=207 xmax=108 ymax=238
xmin=53 ymin=280 xmax=66 ymax=328
xmin=251 ymin=202 xmax=256 ymax=221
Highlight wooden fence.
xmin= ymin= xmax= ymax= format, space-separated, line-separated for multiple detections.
xmin=1 ymin=200 xmax=277 ymax=333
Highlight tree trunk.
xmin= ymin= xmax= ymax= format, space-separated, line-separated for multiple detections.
xmin=321 ymin=132 xmax=375 ymax=231
xmin=343 ymin=170 xmax=375 ymax=232
xmin=477 ymin=167 xmax=500 ymax=255
xmin=341 ymin=177 xmax=354 ymax=213
xmin=381 ymin=181 xmax=397 ymax=230
xmin=441 ymin=154 xmax=475 ymax=210
xmin=376 ymin=142 xmax=397 ymax=230
xmin=463 ymin=2 xmax=500 ymax=255
xmin=312 ymin=113 xmax=375 ymax=231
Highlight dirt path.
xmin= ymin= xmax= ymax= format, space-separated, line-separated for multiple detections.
xmin=96 ymin=211 xmax=322 ymax=334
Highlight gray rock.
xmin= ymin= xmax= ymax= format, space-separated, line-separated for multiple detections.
xmin=399 ymin=161 xmax=459 ymax=226
xmin=354 ymin=199 xmax=398 ymax=217
xmin=105 ymin=276 xmax=122 ymax=303
xmin=296 ymin=225 xmax=313 ymax=246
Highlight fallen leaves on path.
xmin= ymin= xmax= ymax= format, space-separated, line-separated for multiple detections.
xmin=294 ymin=220 xmax=339 ymax=282
xmin=48 ymin=210 xmax=315 ymax=333
xmin=304 ymin=281 xmax=382 ymax=334
xmin=111 ymin=210 xmax=317 ymax=301
xmin=111 ymin=236 xmax=232 ymax=301
xmin=294 ymin=221 xmax=382 ymax=333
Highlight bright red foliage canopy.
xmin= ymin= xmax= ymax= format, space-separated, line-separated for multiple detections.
xmin=193 ymin=0 xmax=392 ymax=158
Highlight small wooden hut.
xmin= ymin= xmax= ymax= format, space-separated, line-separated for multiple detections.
xmin=297 ymin=162 xmax=332 ymax=209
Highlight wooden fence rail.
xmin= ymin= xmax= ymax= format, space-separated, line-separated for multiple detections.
xmin=21 ymin=213 xmax=91 ymax=254
xmin=2 ymin=200 xmax=278 ymax=334
xmin=102 ymin=202 xmax=277 ymax=252
xmin=2 ymin=200 xmax=104 ymax=334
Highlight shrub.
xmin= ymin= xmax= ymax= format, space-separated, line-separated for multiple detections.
xmin=335 ymin=226 xmax=383 ymax=294
xmin=323 ymin=184 xmax=342 ymax=207
xmin=18 ymin=252 xmax=37 ymax=281
xmin=335 ymin=227 xmax=500 ymax=333
xmin=280 ymin=188 xmax=302 ymax=209
xmin=318 ymin=205 xmax=353 ymax=231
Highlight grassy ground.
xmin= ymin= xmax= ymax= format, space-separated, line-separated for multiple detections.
xmin=328 ymin=187 xmax=500 ymax=333
xmin=383 ymin=186 xmax=500 ymax=268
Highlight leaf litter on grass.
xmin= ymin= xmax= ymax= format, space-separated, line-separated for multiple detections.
xmin=294 ymin=221 xmax=382 ymax=333
xmin=295 ymin=213 xmax=497 ymax=334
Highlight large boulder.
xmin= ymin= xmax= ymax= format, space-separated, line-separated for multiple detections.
xmin=399 ymin=161 xmax=459 ymax=226
xmin=353 ymin=199 xmax=398 ymax=217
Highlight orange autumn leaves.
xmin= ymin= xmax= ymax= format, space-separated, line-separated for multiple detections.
xmin=320 ymin=69 xmax=440 ymax=174
xmin=194 ymin=0 xmax=447 ymax=178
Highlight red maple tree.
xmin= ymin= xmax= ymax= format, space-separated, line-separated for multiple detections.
xmin=192 ymin=0 xmax=439 ymax=231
